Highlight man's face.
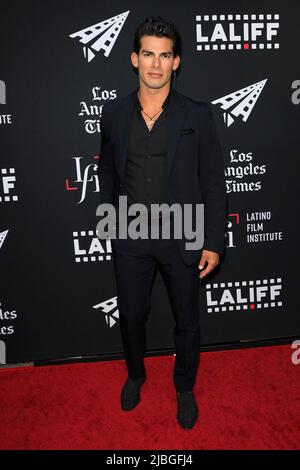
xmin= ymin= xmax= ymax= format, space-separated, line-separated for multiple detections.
xmin=131 ymin=35 xmax=180 ymax=90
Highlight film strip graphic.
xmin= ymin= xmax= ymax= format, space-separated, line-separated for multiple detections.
xmin=206 ymin=278 xmax=283 ymax=313
xmin=196 ymin=13 xmax=280 ymax=51
xmin=93 ymin=296 xmax=119 ymax=328
xmin=69 ymin=10 xmax=130 ymax=62
xmin=212 ymin=79 xmax=267 ymax=127
xmin=197 ymin=43 xmax=279 ymax=51
xmin=73 ymin=230 xmax=112 ymax=262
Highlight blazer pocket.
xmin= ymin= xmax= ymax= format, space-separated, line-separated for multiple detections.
xmin=180 ymin=127 xmax=195 ymax=135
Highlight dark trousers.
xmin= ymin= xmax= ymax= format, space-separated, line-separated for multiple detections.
xmin=111 ymin=218 xmax=201 ymax=393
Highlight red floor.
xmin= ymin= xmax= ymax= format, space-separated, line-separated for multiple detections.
xmin=0 ymin=344 xmax=299 ymax=450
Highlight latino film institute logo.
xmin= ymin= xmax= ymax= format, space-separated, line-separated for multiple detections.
xmin=69 ymin=10 xmax=130 ymax=62
xmin=212 ymin=79 xmax=267 ymax=127
xmin=226 ymin=210 xmax=283 ymax=249
xmin=196 ymin=13 xmax=279 ymax=52
xmin=0 ymin=80 xmax=13 ymax=125
xmin=66 ymin=156 xmax=100 ymax=204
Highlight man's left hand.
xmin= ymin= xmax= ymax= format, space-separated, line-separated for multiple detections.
xmin=198 ymin=249 xmax=220 ymax=279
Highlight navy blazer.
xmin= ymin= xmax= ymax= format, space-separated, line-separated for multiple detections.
xmin=98 ymin=86 xmax=227 ymax=266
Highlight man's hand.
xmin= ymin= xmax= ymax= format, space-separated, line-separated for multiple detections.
xmin=198 ymin=249 xmax=220 ymax=279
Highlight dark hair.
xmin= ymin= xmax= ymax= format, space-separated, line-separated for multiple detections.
xmin=133 ymin=16 xmax=182 ymax=77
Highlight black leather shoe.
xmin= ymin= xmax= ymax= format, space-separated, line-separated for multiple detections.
xmin=176 ymin=391 xmax=198 ymax=429
xmin=121 ymin=375 xmax=146 ymax=411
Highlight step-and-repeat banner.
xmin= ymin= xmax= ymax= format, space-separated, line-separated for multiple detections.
xmin=1 ymin=0 xmax=299 ymax=364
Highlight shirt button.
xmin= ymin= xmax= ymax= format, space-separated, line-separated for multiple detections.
xmin=147 ymin=155 xmax=151 ymax=159
xmin=147 ymin=178 xmax=151 ymax=182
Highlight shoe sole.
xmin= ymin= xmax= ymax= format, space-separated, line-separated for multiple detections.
xmin=177 ymin=418 xmax=197 ymax=429
xmin=121 ymin=397 xmax=140 ymax=411
xmin=177 ymin=411 xmax=198 ymax=429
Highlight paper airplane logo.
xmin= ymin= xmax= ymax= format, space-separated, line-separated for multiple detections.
xmin=93 ymin=296 xmax=119 ymax=328
xmin=212 ymin=79 xmax=267 ymax=127
xmin=0 ymin=230 xmax=8 ymax=249
xmin=69 ymin=10 xmax=130 ymax=63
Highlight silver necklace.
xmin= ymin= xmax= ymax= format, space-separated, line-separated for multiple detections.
xmin=138 ymin=92 xmax=163 ymax=124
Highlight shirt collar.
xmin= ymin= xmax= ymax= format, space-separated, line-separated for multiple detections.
xmin=135 ymin=86 xmax=172 ymax=110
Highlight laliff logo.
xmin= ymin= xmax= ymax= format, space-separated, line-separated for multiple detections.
xmin=79 ymin=86 xmax=117 ymax=134
xmin=93 ymin=296 xmax=119 ymax=328
xmin=291 ymin=80 xmax=300 ymax=105
xmin=0 ymin=230 xmax=9 ymax=250
xmin=0 ymin=340 xmax=6 ymax=365
xmin=69 ymin=10 xmax=130 ymax=63
xmin=0 ymin=168 xmax=18 ymax=203
xmin=212 ymin=79 xmax=267 ymax=127
xmin=0 ymin=80 xmax=12 ymax=125
xmin=206 ymin=277 xmax=282 ymax=314
xmin=66 ymin=156 xmax=100 ymax=204
xmin=73 ymin=229 xmax=112 ymax=263
xmin=196 ymin=13 xmax=279 ymax=52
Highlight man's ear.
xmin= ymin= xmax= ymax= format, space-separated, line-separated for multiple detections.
xmin=173 ymin=55 xmax=180 ymax=71
xmin=131 ymin=52 xmax=139 ymax=69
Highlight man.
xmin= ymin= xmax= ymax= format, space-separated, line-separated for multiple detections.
xmin=98 ymin=16 xmax=227 ymax=429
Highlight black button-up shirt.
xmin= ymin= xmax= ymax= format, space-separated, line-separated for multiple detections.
xmin=124 ymin=87 xmax=171 ymax=212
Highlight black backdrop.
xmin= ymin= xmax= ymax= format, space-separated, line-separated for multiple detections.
xmin=1 ymin=0 xmax=299 ymax=364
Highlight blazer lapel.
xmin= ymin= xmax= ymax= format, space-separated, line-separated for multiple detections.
xmin=118 ymin=86 xmax=187 ymax=181
xmin=166 ymin=87 xmax=187 ymax=176
xmin=118 ymin=88 xmax=137 ymax=181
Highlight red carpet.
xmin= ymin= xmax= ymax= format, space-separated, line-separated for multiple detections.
xmin=0 ymin=344 xmax=299 ymax=450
